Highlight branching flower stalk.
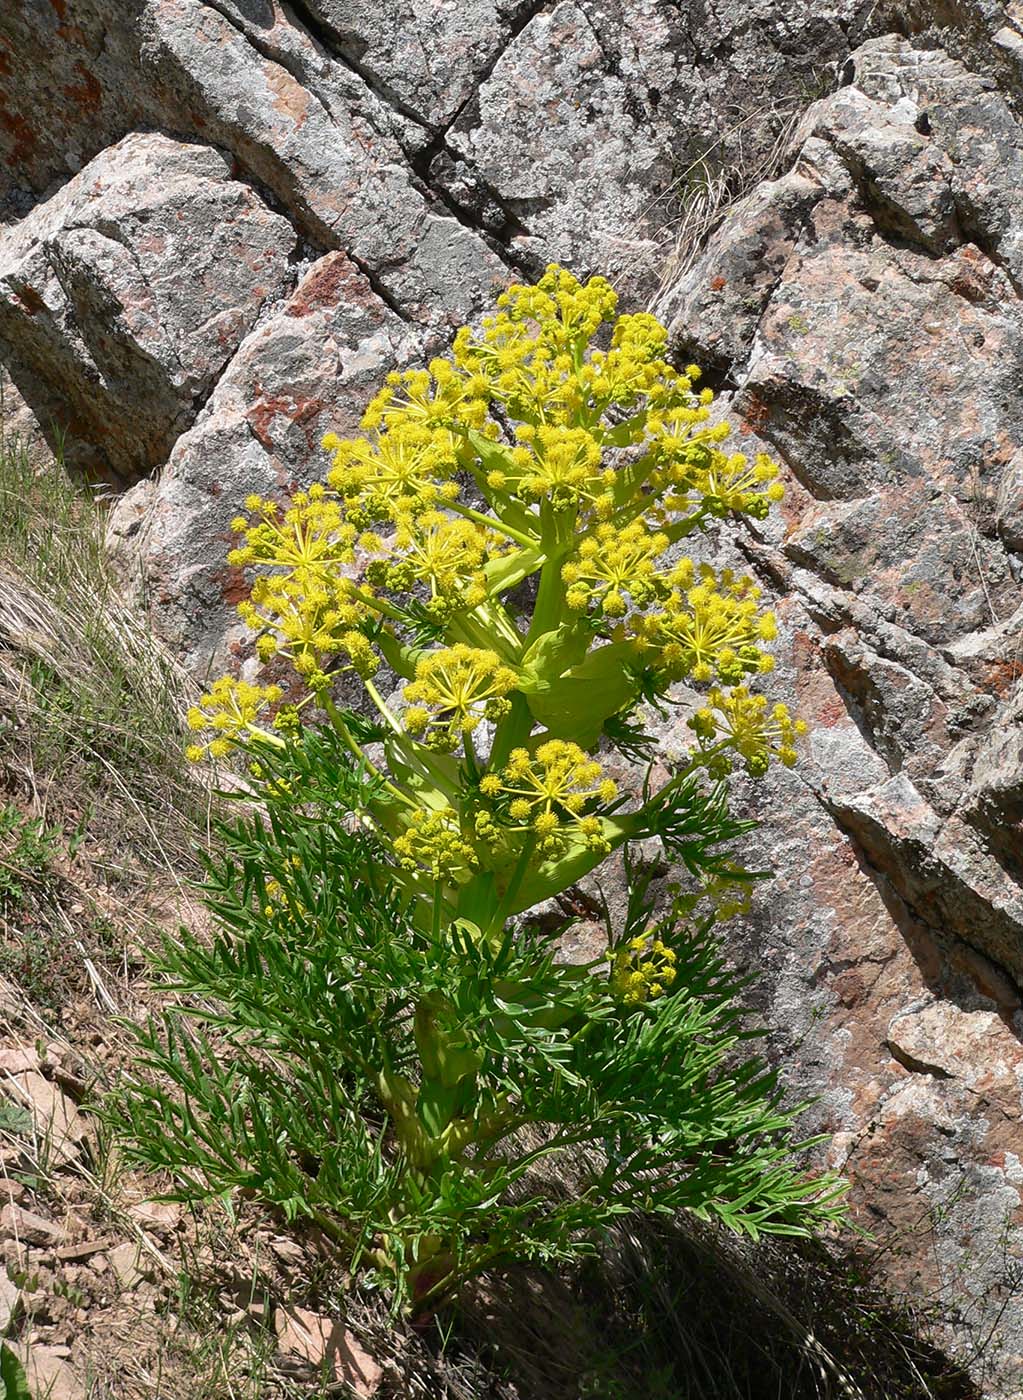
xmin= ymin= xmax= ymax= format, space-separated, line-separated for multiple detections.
xmin=187 ymin=265 xmax=803 ymax=935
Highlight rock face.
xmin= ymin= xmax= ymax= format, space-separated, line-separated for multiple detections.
xmin=666 ymin=31 xmax=1023 ymax=1393
xmin=0 ymin=133 xmax=297 ymax=481
xmin=3 ymin=1 xmax=1023 ymax=1395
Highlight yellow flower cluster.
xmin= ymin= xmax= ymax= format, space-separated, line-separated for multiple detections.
xmin=485 ymin=424 xmax=613 ymax=515
xmin=227 ymin=488 xmax=383 ymax=683
xmin=689 ymin=686 xmax=808 ymax=777
xmin=562 ymin=520 xmax=668 ymax=617
xmin=696 ymin=449 xmax=785 ymax=521
xmin=366 ymin=511 xmax=498 ymax=618
xmin=633 ymin=563 xmax=777 ymax=685
xmin=392 ymin=808 xmax=478 ymax=879
xmin=644 ymin=419 xmax=785 ymax=526
xmin=185 ymin=677 xmax=284 ymax=762
xmin=227 ymin=488 xmax=359 ymax=573
xmin=362 ymin=359 xmax=491 ymax=436
xmin=324 ymin=420 xmax=461 ymax=525
xmin=199 ymin=264 xmax=807 ymax=922
xmin=403 ymin=645 xmax=519 ymax=750
xmin=239 ymin=572 xmax=378 ymax=684
xmin=610 ymin=934 xmax=678 ymax=1005
xmin=479 ymin=740 xmax=617 ymax=852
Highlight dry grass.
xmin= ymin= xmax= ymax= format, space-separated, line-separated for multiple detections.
xmin=0 ymin=426 xmax=213 ymax=875
xmin=643 ymin=101 xmax=806 ymax=327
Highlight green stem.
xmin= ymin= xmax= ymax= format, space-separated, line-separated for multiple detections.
xmin=447 ymin=606 xmax=521 ymax=661
xmin=322 ymin=693 xmax=414 ymax=807
xmin=242 ymin=723 xmax=285 ymax=750
xmin=463 ymin=727 xmax=480 ymax=776
xmin=364 ymin=678 xmax=403 ymax=735
xmin=634 ymin=742 xmax=733 ymax=822
xmin=347 ymin=583 xmax=407 ymax=625
xmin=523 ymin=504 xmax=576 ymax=650
xmin=485 ymin=833 xmax=536 ymax=939
xmin=488 ymin=691 xmax=533 ymax=772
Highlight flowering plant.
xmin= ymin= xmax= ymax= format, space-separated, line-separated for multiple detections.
xmin=186 ymin=265 xmax=803 ymax=937
xmin=116 ymin=268 xmax=842 ymax=1317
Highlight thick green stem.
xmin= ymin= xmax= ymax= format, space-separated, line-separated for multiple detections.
xmin=488 ymin=691 xmax=534 ymax=772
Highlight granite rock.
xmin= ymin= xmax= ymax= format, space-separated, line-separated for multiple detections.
xmin=0 ymin=132 xmax=297 ymax=480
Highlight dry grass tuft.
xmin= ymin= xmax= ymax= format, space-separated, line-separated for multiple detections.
xmin=643 ymin=102 xmax=806 ymax=327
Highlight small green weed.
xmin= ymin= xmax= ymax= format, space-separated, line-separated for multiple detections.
xmin=0 ymin=803 xmax=62 ymax=915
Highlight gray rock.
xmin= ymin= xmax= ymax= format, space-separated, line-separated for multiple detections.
xmin=0 ymin=132 xmax=297 ymax=481
xmin=0 ymin=1203 xmax=66 ymax=1247
xmin=996 ymin=446 xmax=1023 ymax=550
xmin=13 ymin=1345 xmax=85 ymax=1400
xmin=666 ymin=26 xmax=1023 ymax=1393
xmin=140 ymin=0 xmax=508 ymax=327
xmin=296 ymin=0 xmax=531 ymax=128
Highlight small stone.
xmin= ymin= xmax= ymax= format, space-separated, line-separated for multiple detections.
xmin=0 ymin=1046 xmax=41 ymax=1075
xmin=5 ymin=1073 xmax=88 ymax=1165
xmin=54 ymin=1238 xmax=117 ymax=1262
xmin=106 ymin=1241 xmax=147 ymax=1291
xmin=268 ymin=1237 xmax=305 ymax=1268
xmin=126 ymin=1199 xmax=181 ymax=1235
xmin=14 ymin=1345 xmax=86 ymax=1400
xmin=0 ymin=1204 xmax=66 ymax=1246
xmin=0 ymin=1179 xmax=26 ymax=1202
xmin=274 ymin=1306 xmax=382 ymax=1396
xmin=0 ymin=1271 xmax=22 ymax=1331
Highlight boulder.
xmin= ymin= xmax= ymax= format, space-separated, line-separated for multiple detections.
xmin=0 ymin=132 xmax=297 ymax=481
xmin=668 ymin=32 xmax=1023 ymax=1392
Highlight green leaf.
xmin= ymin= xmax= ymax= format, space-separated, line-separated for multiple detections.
xmin=502 ymin=816 xmax=634 ymax=914
xmin=483 ymin=545 xmax=544 ymax=597
xmin=417 ymin=1079 xmax=463 ymax=1139
xmin=520 ymin=641 xmax=640 ymax=745
xmin=0 ymin=1344 xmax=33 ymax=1400
xmin=518 ymin=623 xmax=590 ymax=683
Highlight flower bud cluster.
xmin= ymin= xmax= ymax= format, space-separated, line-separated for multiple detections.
xmin=689 ymin=686 xmax=808 ymax=777
xmin=610 ymin=934 xmax=678 ymax=1005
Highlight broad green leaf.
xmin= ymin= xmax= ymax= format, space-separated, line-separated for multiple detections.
xmin=518 ymin=623 xmax=590 ymax=685
xmin=520 ymin=641 xmax=640 ymax=745
xmin=461 ymin=430 xmax=541 ymax=540
xmin=499 ymin=815 xmax=635 ymax=915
